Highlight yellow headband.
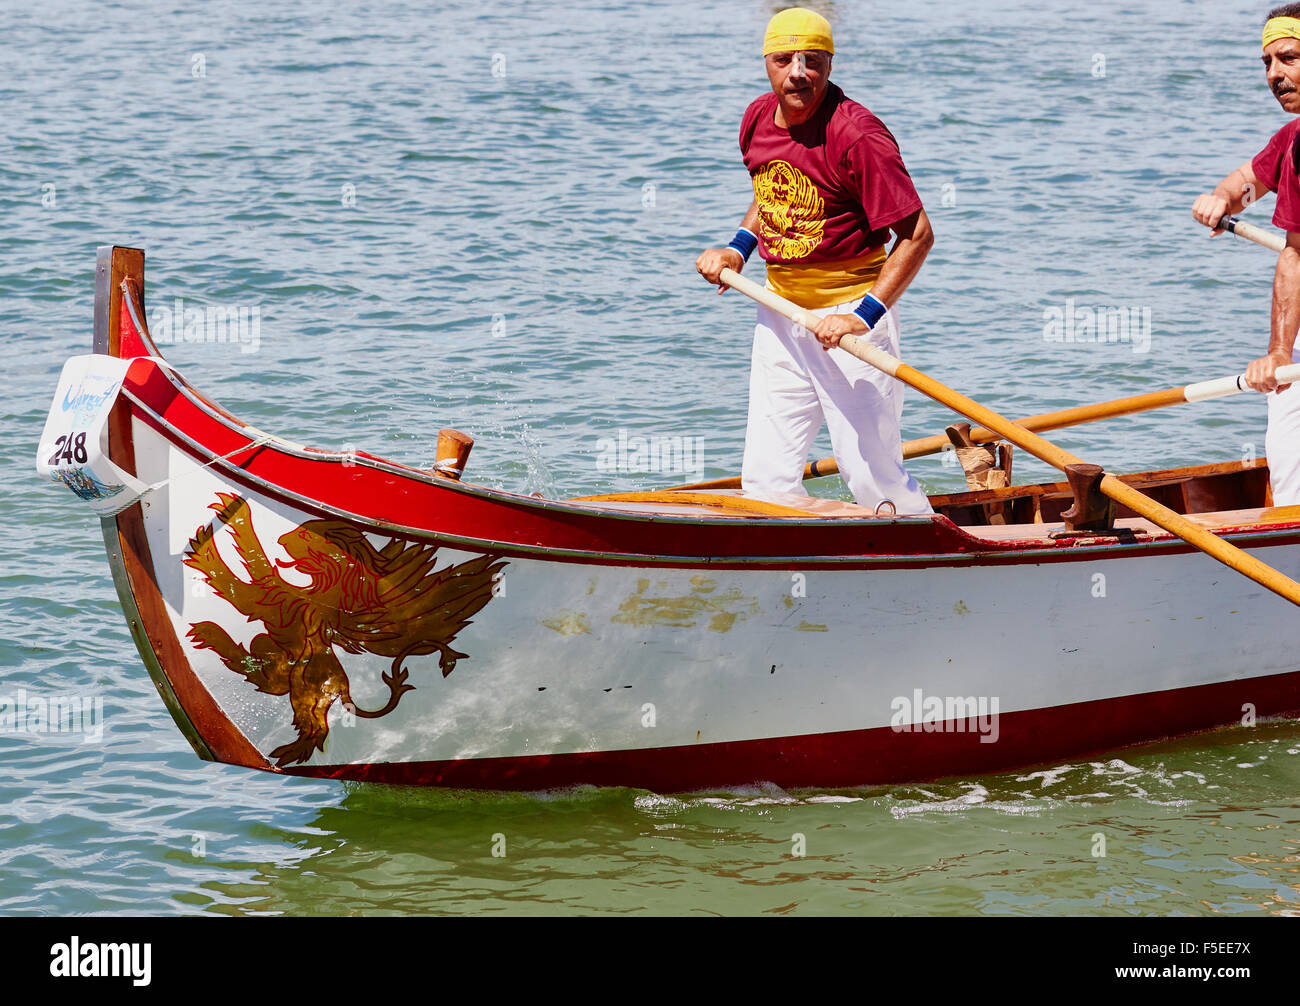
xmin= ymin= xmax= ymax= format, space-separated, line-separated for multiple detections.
xmin=1263 ymin=16 xmax=1300 ymax=49
xmin=763 ymin=7 xmax=834 ymax=56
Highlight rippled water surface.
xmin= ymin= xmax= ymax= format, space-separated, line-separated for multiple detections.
xmin=3 ymin=0 xmax=1300 ymax=915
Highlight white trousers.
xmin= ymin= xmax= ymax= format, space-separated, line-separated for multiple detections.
xmin=740 ymin=296 xmax=934 ymax=515
xmin=1266 ymin=345 xmax=1300 ymax=506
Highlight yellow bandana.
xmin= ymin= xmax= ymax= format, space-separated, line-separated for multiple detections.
xmin=1263 ymin=16 xmax=1300 ymax=49
xmin=763 ymin=7 xmax=834 ymax=56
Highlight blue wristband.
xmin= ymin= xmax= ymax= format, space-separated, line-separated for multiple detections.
xmin=853 ymin=292 xmax=888 ymax=329
xmin=725 ymin=228 xmax=758 ymax=262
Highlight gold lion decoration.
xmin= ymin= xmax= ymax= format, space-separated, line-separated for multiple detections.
xmin=183 ymin=493 xmax=506 ymax=767
xmin=752 ymin=159 xmax=825 ymax=260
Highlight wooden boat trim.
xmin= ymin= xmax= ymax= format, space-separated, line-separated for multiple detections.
xmin=109 ymin=360 xmax=1300 ymax=568
xmin=115 ymin=352 xmax=1300 ymax=540
xmin=160 ymin=364 xmax=1300 ymax=538
xmin=114 ymin=395 xmax=1300 ymax=571
xmin=109 ymin=285 xmax=912 ymax=531
xmin=928 ymin=458 xmax=1273 ymax=508
xmin=120 ymin=394 xmax=970 ymax=561
xmin=103 ymin=263 xmax=1300 ymax=565
xmin=126 ymin=369 xmax=945 ymax=530
xmin=570 ymin=491 xmax=831 ymax=518
xmin=94 ymin=248 xmax=272 ymax=770
xmin=97 ymin=517 xmax=212 ymax=760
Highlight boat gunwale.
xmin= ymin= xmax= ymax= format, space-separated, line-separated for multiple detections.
xmin=120 ymin=387 xmax=1300 ymax=569
xmin=104 ymin=249 xmax=1300 ymax=567
xmin=123 ymin=359 xmax=950 ymax=527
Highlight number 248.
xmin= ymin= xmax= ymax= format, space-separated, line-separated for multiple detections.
xmin=47 ymin=431 xmax=88 ymax=466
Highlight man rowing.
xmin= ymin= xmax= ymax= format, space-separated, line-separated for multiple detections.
xmin=1192 ymin=4 xmax=1300 ymax=505
xmin=695 ymin=7 xmax=934 ymax=514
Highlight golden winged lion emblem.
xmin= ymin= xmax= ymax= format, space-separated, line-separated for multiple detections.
xmin=183 ymin=493 xmax=506 ymax=767
xmin=752 ymin=159 xmax=825 ymax=260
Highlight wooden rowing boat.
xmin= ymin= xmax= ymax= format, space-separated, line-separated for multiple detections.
xmin=39 ymin=246 xmax=1300 ymax=791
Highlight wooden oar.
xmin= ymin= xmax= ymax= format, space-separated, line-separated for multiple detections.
xmin=1219 ymin=214 xmax=1287 ymax=253
xmin=671 ymin=365 xmax=1300 ymax=491
xmin=670 ymin=217 xmax=1289 ymax=493
xmin=710 ymin=266 xmax=1300 ymax=610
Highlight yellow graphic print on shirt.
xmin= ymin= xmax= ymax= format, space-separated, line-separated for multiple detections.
xmin=752 ymin=160 xmax=825 ymax=260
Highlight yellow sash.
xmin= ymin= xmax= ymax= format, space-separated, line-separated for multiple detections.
xmin=764 ymin=248 xmax=887 ymax=309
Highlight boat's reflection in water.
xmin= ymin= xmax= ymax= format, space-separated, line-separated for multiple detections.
xmin=190 ymin=719 xmax=1300 ymax=916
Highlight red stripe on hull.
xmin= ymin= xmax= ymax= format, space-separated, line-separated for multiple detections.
xmin=120 ymin=375 xmax=1300 ymax=570
xmin=283 ymin=670 xmax=1300 ymax=791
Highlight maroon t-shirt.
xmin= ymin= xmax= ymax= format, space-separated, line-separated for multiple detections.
xmin=1253 ymin=118 xmax=1300 ymax=231
xmin=739 ymin=82 xmax=922 ymax=264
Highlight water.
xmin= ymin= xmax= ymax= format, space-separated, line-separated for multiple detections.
xmin=3 ymin=0 xmax=1300 ymax=915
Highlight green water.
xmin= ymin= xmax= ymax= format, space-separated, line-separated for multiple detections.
xmin=158 ymin=725 xmax=1300 ymax=917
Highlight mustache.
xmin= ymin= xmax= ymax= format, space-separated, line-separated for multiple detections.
xmin=1275 ymin=82 xmax=1296 ymax=95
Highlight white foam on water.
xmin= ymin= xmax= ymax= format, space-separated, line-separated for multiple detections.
xmin=633 ymin=793 xmax=688 ymax=815
xmin=889 ymin=783 xmax=990 ymax=818
xmin=634 ymin=787 xmax=864 ymax=812
xmin=1016 ymin=764 xmax=1078 ymax=788
xmin=1091 ymin=758 xmax=1143 ymax=776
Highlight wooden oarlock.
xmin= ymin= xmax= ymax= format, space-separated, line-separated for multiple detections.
xmin=432 ymin=428 xmax=473 ymax=481
xmin=1059 ymin=463 xmax=1116 ymax=534
xmin=946 ymin=423 xmax=1013 ymax=524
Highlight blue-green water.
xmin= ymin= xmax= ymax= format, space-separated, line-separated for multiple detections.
xmin=3 ymin=0 xmax=1300 ymax=915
